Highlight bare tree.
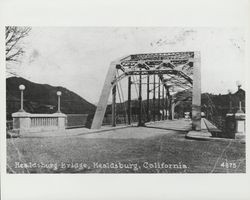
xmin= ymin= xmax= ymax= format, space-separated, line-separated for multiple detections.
xmin=5 ymin=26 xmax=31 ymax=62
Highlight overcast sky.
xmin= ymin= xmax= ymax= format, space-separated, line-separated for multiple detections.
xmin=7 ymin=27 xmax=246 ymax=104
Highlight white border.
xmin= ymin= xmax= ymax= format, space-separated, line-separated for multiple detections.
xmin=0 ymin=0 xmax=249 ymax=200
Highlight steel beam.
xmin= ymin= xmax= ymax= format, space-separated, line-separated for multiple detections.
xmin=91 ymin=62 xmax=117 ymax=129
xmin=169 ymin=95 xmax=172 ymax=120
xmin=127 ymin=76 xmax=131 ymax=125
xmin=91 ymin=52 xmax=198 ymax=130
xmin=138 ymin=67 xmax=143 ymax=126
xmin=146 ymin=75 xmax=150 ymax=122
xmin=153 ymin=74 xmax=156 ymax=121
xmin=114 ymin=69 xmax=193 ymax=85
xmin=165 ymin=90 xmax=168 ymax=120
xmin=158 ymin=77 xmax=161 ymax=121
xmin=162 ymin=86 xmax=165 ymax=120
xmin=111 ymin=85 xmax=116 ymax=127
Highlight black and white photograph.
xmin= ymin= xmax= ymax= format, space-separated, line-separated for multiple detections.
xmin=1 ymin=0 xmax=249 ymax=199
xmin=5 ymin=27 xmax=246 ymax=173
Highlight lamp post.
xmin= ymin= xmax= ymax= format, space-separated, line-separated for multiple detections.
xmin=236 ymin=81 xmax=243 ymax=112
xmin=236 ymin=80 xmax=242 ymax=91
xmin=57 ymin=91 xmax=62 ymax=113
xmin=19 ymin=84 xmax=25 ymax=112
xmin=228 ymin=89 xmax=232 ymax=113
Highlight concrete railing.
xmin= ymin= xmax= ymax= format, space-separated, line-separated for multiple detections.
xmin=30 ymin=116 xmax=58 ymax=127
xmin=12 ymin=111 xmax=67 ymax=135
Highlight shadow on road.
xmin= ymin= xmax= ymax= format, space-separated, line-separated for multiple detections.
xmin=145 ymin=125 xmax=191 ymax=133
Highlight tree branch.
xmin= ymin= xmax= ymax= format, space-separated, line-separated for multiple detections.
xmin=5 ymin=26 xmax=31 ymax=64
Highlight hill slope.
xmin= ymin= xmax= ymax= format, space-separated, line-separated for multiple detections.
xmin=6 ymin=77 xmax=96 ymax=120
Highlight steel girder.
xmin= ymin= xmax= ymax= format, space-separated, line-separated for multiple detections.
xmin=91 ymin=52 xmax=201 ymax=130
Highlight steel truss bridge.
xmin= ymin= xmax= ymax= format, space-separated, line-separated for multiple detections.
xmin=91 ymin=51 xmax=201 ymax=131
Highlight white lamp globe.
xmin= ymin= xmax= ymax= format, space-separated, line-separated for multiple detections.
xmin=19 ymin=84 xmax=25 ymax=90
xmin=57 ymin=91 xmax=62 ymax=96
xmin=236 ymin=81 xmax=242 ymax=88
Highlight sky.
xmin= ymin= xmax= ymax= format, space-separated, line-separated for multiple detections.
xmin=7 ymin=27 xmax=246 ymax=104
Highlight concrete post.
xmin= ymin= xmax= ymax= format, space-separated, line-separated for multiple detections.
xmin=56 ymin=113 xmax=67 ymax=130
xmin=12 ymin=112 xmax=31 ymax=134
xmin=192 ymin=51 xmax=201 ymax=131
xmin=235 ymin=101 xmax=245 ymax=139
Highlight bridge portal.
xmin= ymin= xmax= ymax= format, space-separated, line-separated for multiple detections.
xmin=91 ymin=51 xmax=201 ymax=131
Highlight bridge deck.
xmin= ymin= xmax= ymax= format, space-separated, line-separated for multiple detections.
xmin=145 ymin=119 xmax=192 ymax=132
xmin=15 ymin=119 xmax=192 ymax=138
xmin=79 ymin=119 xmax=192 ymax=140
xmin=7 ymin=118 xmax=245 ymax=173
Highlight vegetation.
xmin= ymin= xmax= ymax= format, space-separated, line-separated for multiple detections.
xmin=6 ymin=77 xmax=96 ymax=120
xmin=6 ymin=27 xmax=31 ymax=76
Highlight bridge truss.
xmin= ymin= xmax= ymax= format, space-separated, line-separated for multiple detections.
xmin=91 ymin=51 xmax=201 ymax=131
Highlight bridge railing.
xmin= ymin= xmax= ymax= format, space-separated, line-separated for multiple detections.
xmin=11 ymin=112 xmax=67 ymax=135
xmin=9 ymin=112 xmax=89 ymax=135
xmin=6 ymin=120 xmax=13 ymax=131
xmin=30 ymin=115 xmax=59 ymax=128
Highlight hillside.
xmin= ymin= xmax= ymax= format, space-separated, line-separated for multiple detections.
xmin=6 ymin=77 xmax=96 ymax=120
xmin=6 ymin=76 xmax=245 ymax=129
xmin=105 ymin=88 xmax=245 ymax=124
xmin=201 ymin=89 xmax=245 ymax=117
